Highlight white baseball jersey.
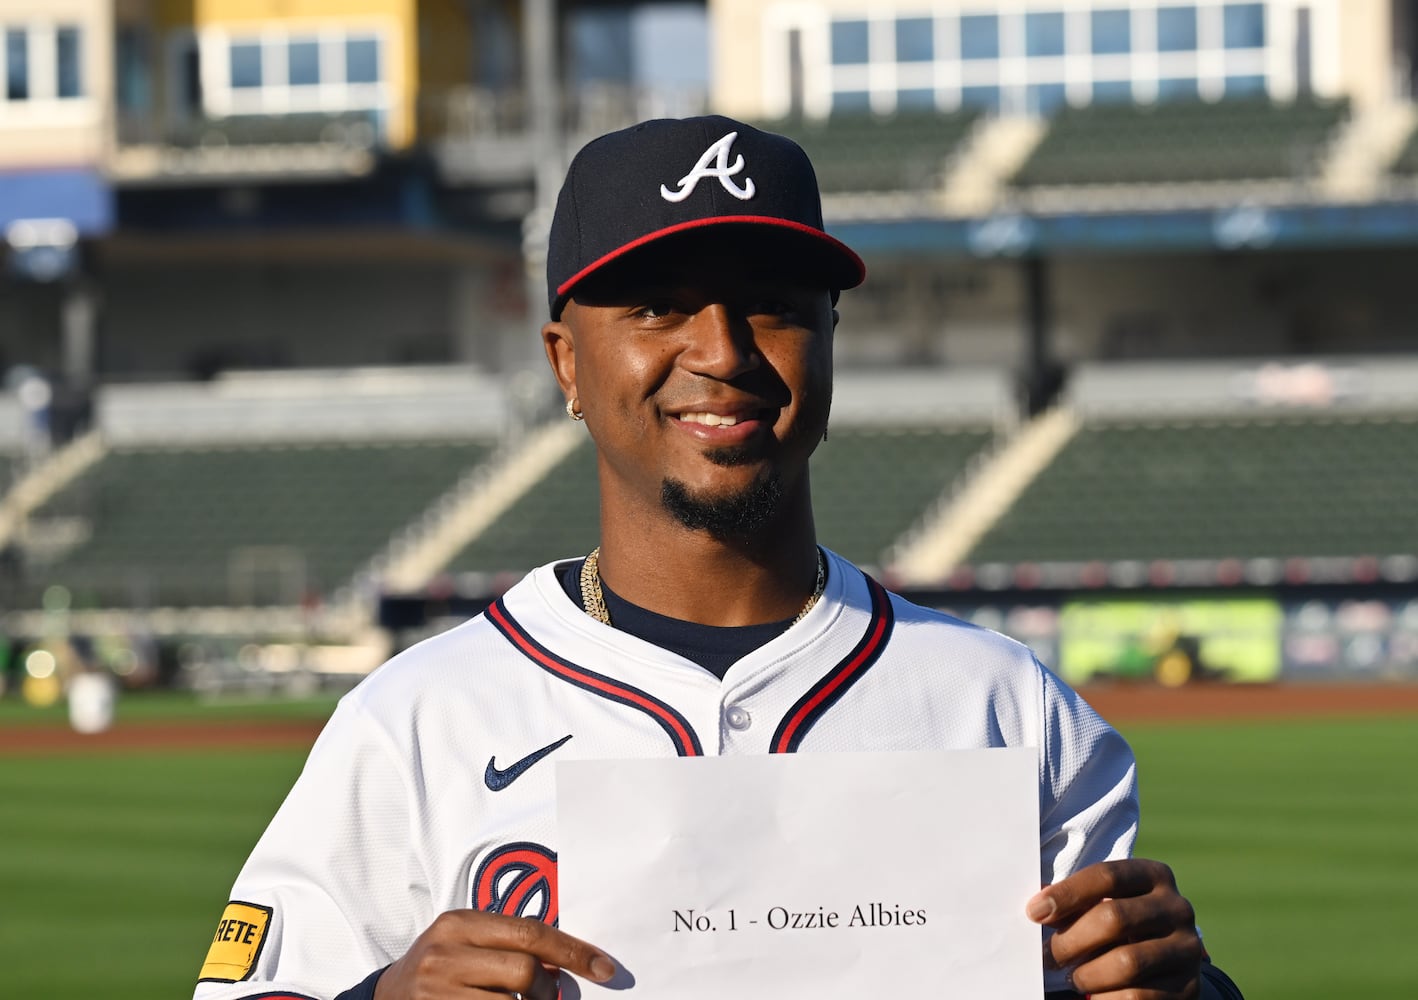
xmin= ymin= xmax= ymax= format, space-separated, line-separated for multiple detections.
xmin=194 ymin=550 xmax=1137 ymax=999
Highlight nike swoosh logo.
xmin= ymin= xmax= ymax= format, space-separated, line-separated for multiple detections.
xmin=485 ymin=734 xmax=574 ymax=791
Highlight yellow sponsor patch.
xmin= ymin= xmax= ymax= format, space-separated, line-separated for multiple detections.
xmin=198 ymin=901 xmax=272 ymax=983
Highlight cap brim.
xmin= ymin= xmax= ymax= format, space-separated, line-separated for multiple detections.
xmin=553 ymin=216 xmax=865 ymax=319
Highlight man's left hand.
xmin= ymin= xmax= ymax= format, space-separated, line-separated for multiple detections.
xmin=1028 ymin=858 xmax=1204 ymax=999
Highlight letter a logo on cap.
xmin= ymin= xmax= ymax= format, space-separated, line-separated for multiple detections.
xmin=660 ymin=132 xmax=756 ymax=203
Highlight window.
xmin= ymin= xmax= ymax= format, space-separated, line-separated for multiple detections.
xmin=1027 ymin=82 xmax=1068 ymax=114
xmin=961 ymin=84 xmax=1001 ymax=113
xmin=831 ymin=20 xmax=869 ymax=65
xmin=205 ymin=29 xmax=388 ymax=127
xmin=1092 ymin=10 xmax=1131 ymax=55
xmin=1224 ymin=3 xmax=1266 ymax=49
xmin=229 ymin=41 xmax=262 ymax=88
xmin=1225 ymin=74 xmax=1267 ymax=96
xmin=960 ymin=15 xmax=999 ymax=61
xmin=288 ymin=38 xmax=320 ymax=87
xmin=895 ymin=17 xmax=933 ymax=63
xmin=6 ymin=29 xmax=27 ymax=100
xmin=1157 ymin=6 xmax=1198 ymax=52
xmin=56 ymin=27 xmax=82 ymax=98
xmin=116 ymin=25 xmax=152 ymax=111
xmin=898 ymin=86 xmax=935 ymax=110
xmin=796 ymin=2 xmax=1281 ymax=123
xmin=832 ymin=89 xmax=871 ymax=114
xmin=1026 ymin=12 xmax=1066 ymax=58
xmin=1092 ymin=79 xmax=1134 ymax=103
xmin=346 ymin=37 xmax=379 ymax=84
xmin=1157 ymin=76 xmax=1198 ymax=101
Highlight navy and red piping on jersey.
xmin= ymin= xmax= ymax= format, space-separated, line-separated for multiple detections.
xmin=486 ymin=598 xmax=703 ymax=756
xmin=770 ymin=573 xmax=895 ymax=754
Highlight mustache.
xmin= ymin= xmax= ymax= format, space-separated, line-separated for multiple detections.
xmin=701 ymin=443 xmax=763 ymax=467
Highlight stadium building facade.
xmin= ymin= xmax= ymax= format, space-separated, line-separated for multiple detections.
xmin=1 ymin=0 xmax=1415 ymax=691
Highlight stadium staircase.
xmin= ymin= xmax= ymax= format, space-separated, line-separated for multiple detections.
xmin=1319 ymin=101 xmax=1418 ymax=201
xmin=0 ymin=430 xmax=107 ymax=557
xmin=755 ymin=112 xmax=981 ymax=215
xmin=370 ymin=420 xmax=585 ymax=595
xmin=437 ymin=370 xmax=1014 ymax=581
xmin=939 ymin=116 xmax=1047 ymax=217
xmin=889 ymin=406 xmax=1079 ymax=585
xmin=1382 ymin=111 xmax=1418 ymax=178
xmin=443 ymin=435 xmax=601 ymax=578
xmin=811 ymin=424 xmax=997 ymax=570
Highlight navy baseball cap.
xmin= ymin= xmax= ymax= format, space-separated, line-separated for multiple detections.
xmin=546 ymin=115 xmax=866 ymax=319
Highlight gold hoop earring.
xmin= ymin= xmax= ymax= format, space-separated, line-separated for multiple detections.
xmin=566 ymin=397 xmax=584 ymax=421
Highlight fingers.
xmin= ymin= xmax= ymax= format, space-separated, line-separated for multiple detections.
xmin=1028 ymin=859 xmax=1177 ymax=925
xmin=1030 ymin=859 xmax=1202 ymax=1000
xmin=1046 ymin=891 xmax=1196 ymax=969
xmin=446 ymin=945 xmax=559 ymax=999
xmin=442 ymin=909 xmax=616 ymax=982
xmin=375 ymin=909 xmax=616 ymax=1000
xmin=1065 ymin=928 xmax=1205 ymax=999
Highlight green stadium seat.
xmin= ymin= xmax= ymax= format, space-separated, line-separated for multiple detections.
xmin=811 ymin=425 xmax=994 ymax=566
xmin=4 ymin=438 xmax=496 ymax=609
xmin=449 ymin=439 xmax=600 ymax=574
xmin=447 ymin=426 xmax=994 ymax=576
xmin=1011 ymin=97 xmax=1350 ymax=187
xmin=756 ymin=111 xmax=980 ymax=194
xmin=966 ymin=414 xmax=1418 ymax=564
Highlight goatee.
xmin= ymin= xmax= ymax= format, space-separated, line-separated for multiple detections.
xmin=660 ymin=470 xmax=784 ymax=539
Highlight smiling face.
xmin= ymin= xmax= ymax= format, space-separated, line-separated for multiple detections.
xmin=543 ymin=229 xmax=837 ymax=542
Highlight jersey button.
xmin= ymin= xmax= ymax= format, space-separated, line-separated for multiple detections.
xmin=725 ymin=706 xmax=752 ymax=731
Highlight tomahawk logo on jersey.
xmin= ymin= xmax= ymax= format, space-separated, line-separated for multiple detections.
xmin=194 ymin=550 xmax=1136 ymax=1000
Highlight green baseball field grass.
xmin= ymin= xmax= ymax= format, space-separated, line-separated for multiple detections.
xmin=1 ymin=698 xmax=1412 ymax=999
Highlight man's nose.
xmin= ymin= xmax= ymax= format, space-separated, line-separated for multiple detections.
xmin=682 ymin=304 xmax=760 ymax=380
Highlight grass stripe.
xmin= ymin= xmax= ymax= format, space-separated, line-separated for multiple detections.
xmin=0 ymin=705 xmax=1411 ymax=999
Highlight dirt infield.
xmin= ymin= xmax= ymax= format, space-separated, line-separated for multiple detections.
xmin=2 ymin=682 xmax=1416 ymax=754
xmin=1078 ymin=680 xmax=1418 ymax=724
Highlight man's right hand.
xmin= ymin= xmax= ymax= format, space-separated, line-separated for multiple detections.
xmin=373 ymin=909 xmax=616 ymax=1000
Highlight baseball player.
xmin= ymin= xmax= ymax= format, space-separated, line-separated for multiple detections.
xmin=194 ymin=117 xmax=1243 ymax=1000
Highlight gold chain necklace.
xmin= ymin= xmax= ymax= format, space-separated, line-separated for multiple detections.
xmin=579 ymin=547 xmax=826 ymax=628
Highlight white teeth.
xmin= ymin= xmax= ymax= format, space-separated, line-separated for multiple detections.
xmin=682 ymin=412 xmax=739 ymax=427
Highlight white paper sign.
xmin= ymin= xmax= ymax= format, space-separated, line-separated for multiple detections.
xmin=556 ymin=749 xmax=1041 ymax=999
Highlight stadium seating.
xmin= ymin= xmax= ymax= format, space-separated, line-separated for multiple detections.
xmin=966 ymin=413 xmax=1418 ymax=565
xmin=165 ymin=111 xmax=379 ymax=149
xmin=448 ymin=438 xmax=601 ymax=575
xmin=6 ymin=438 xmax=494 ymax=609
xmin=1011 ymin=97 xmax=1351 ymax=187
xmin=446 ymin=424 xmax=995 ymax=576
xmin=760 ymin=111 xmax=981 ymax=193
xmin=811 ymin=425 xmax=994 ymax=566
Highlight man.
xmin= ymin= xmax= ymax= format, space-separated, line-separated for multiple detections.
xmin=195 ymin=117 xmax=1242 ymax=1000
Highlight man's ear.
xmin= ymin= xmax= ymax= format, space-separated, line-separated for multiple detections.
xmin=542 ymin=319 xmax=577 ymax=401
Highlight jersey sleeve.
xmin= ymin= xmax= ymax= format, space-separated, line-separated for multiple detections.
xmin=1035 ymin=656 xmax=1139 ymax=880
xmin=192 ymin=694 xmax=429 ymax=1000
xmin=1033 ymin=658 xmax=1139 ymax=992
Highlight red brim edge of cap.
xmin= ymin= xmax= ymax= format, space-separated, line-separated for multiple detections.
xmin=556 ymin=215 xmax=866 ymax=302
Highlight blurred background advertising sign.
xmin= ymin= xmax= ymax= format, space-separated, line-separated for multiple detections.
xmin=1058 ymin=599 xmax=1284 ymax=686
xmin=0 ymin=167 xmax=112 ymax=282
